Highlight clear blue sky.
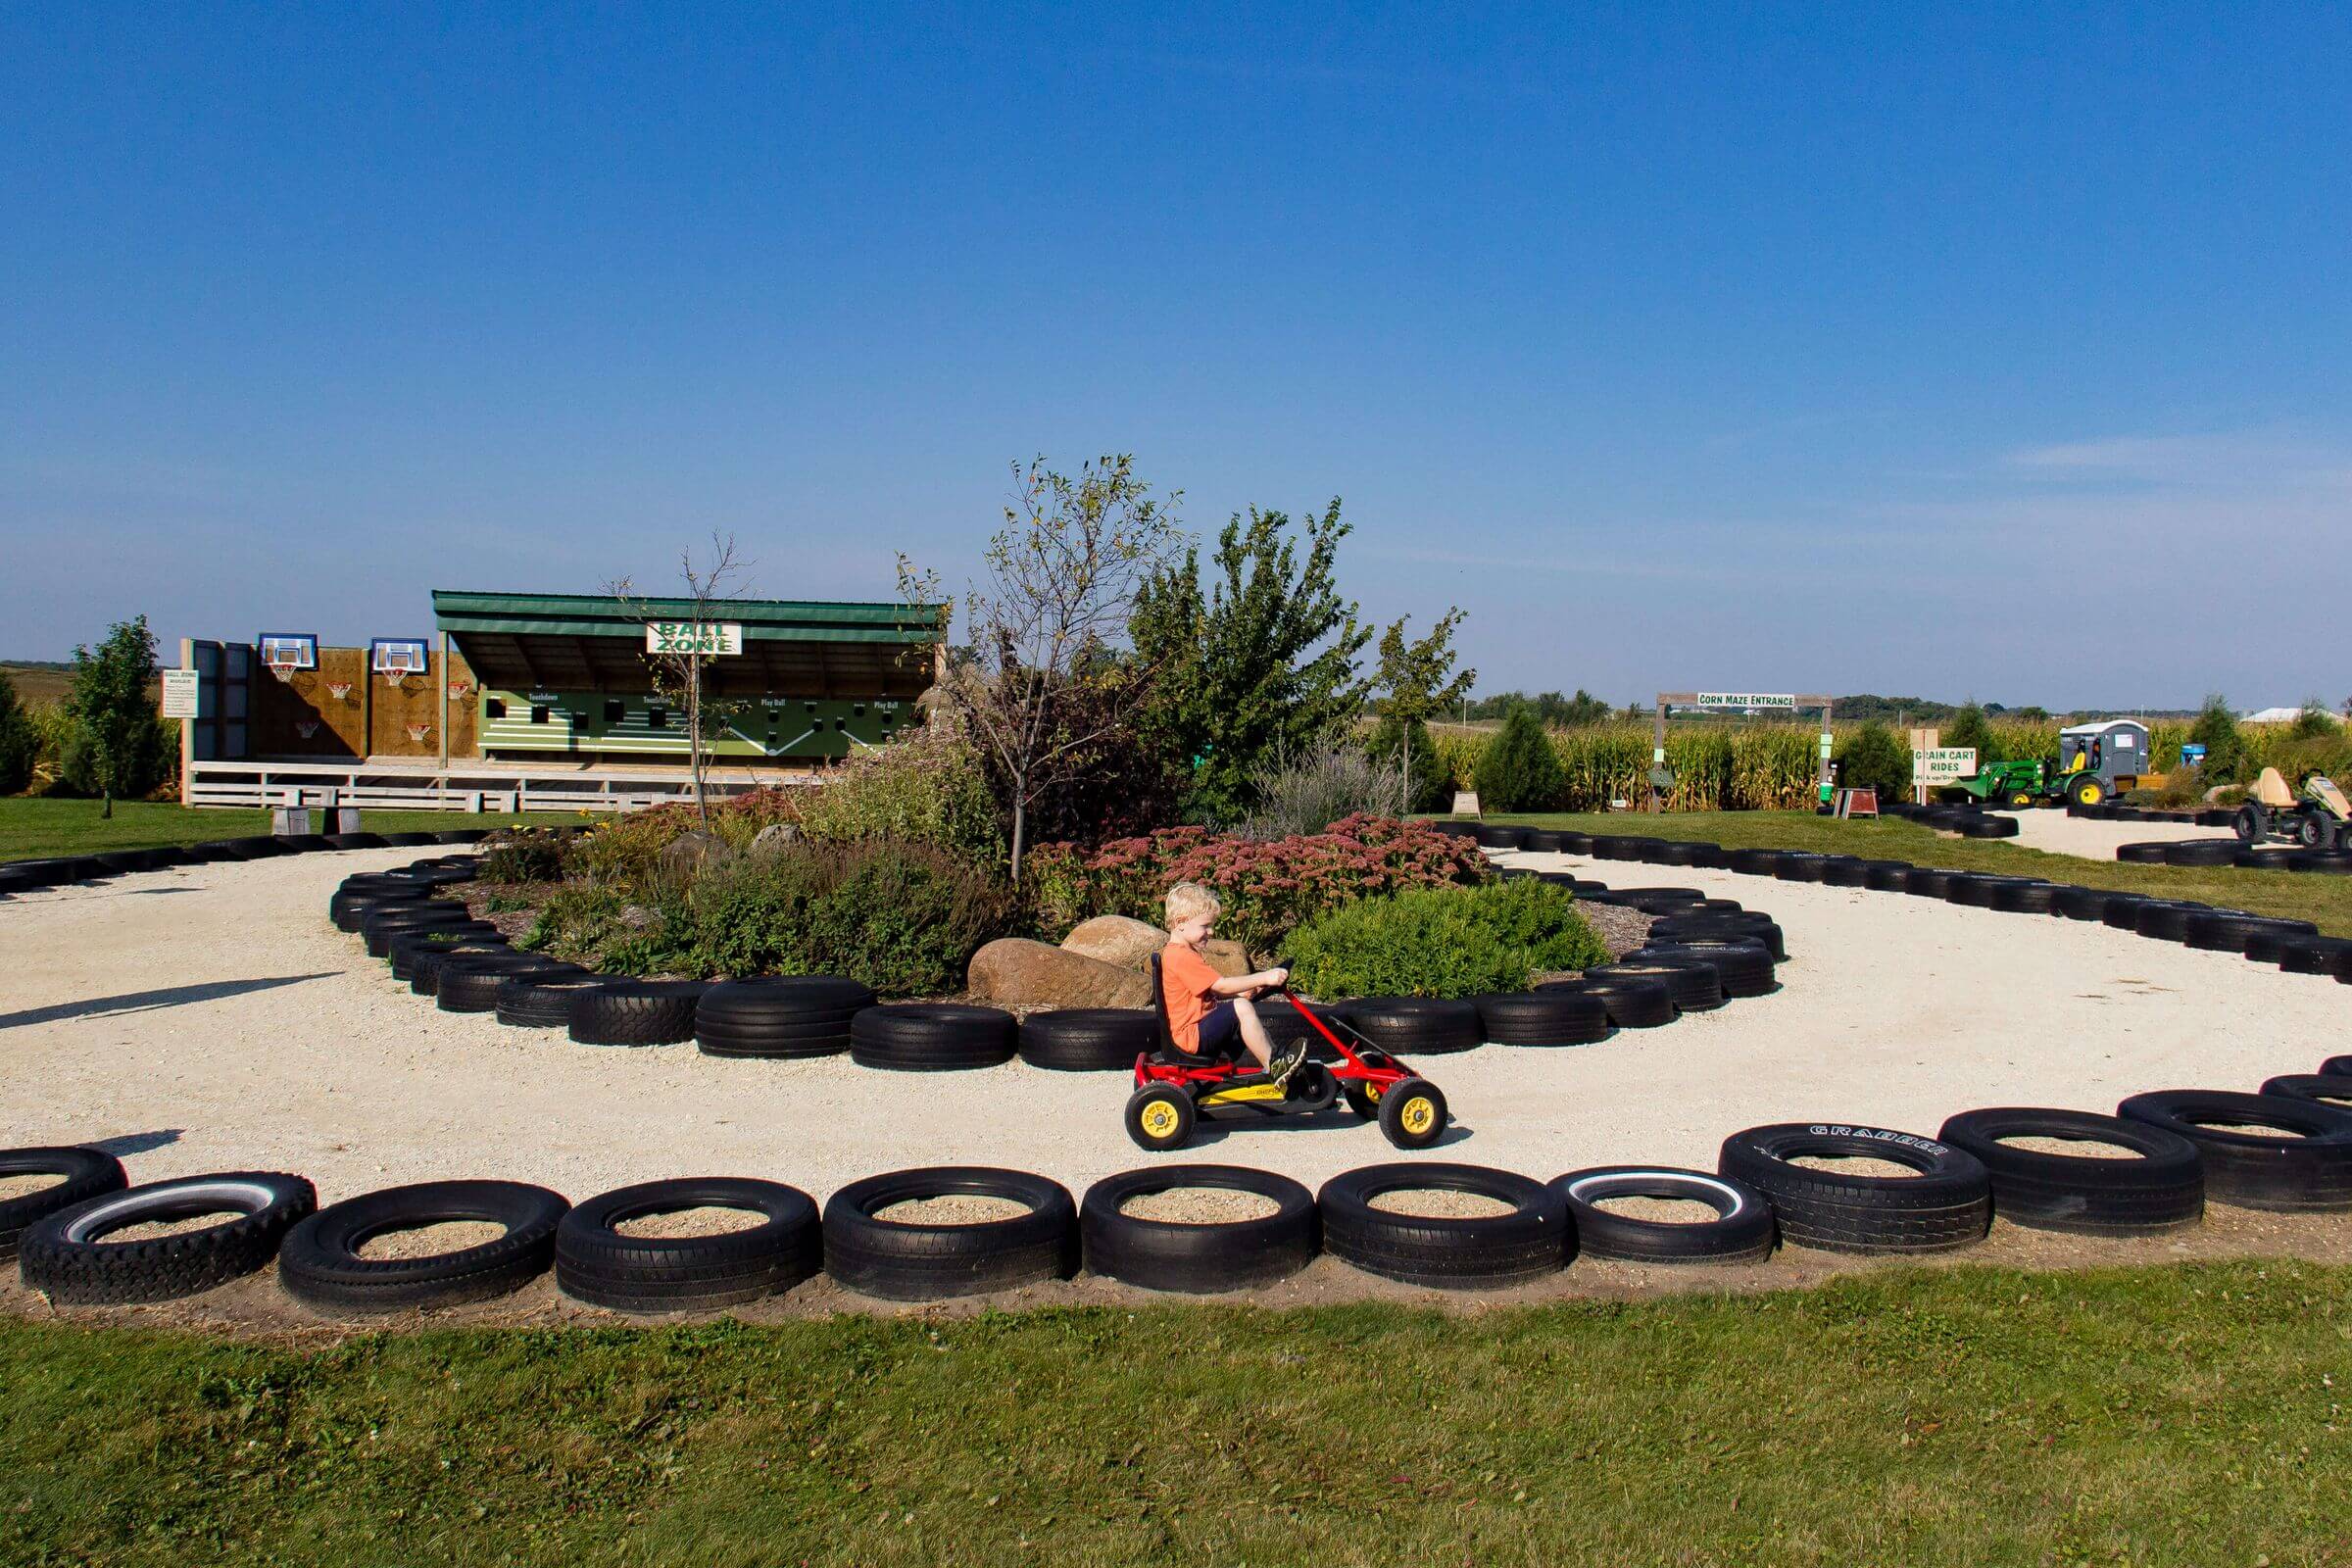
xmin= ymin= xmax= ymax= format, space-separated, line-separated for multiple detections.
xmin=4 ymin=5 xmax=2346 ymax=710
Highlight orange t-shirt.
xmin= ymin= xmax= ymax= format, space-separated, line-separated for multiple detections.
xmin=1161 ymin=940 xmax=1224 ymax=1053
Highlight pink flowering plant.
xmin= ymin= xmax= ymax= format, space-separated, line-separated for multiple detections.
xmin=1023 ymin=813 xmax=1489 ymax=956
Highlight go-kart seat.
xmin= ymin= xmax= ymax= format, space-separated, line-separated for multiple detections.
xmin=1148 ymin=952 xmax=1249 ymax=1068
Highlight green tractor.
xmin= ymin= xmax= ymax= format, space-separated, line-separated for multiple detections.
xmin=1939 ymin=757 xmax=2057 ymax=808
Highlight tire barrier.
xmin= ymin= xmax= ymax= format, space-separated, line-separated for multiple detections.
xmin=1935 ymin=1108 xmax=2203 ymax=1236
xmin=1565 ymin=972 xmax=1677 ymax=1028
xmin=1317 ymin=1162 xmax=1571 ymax=1289
xmin=822 ymin=1167 xmax=1078 ymax=1300
xmin=2117 ymin=1092 xmax=2352 ymax=1212
xmin=278 ymin=1179 xmax=569 ymax=1312
xmin=1080 ymin=1164 xmax=1317 ymax=1293
xmin=1633 ymin=940 xmax=1777 ymax=999
xmin=20 ymin=1173 xmax=316 ymax=1304
xmin=695 ymin=976 xmax=876 ymax=1060
xmin=569 ymin=982 xmax=709 ymax=1047
xmin=2258 ymin=1076 xmax=2352 ymax=1112
xmin=555 ymin=1177 xmax=821 ymax=1312
xmin=1590 ymin=955 xmax=1724 ymax=1012
xmin=1342 ymin=997 xmax=1485 ymax=1055
xmin=1015 ymin=1008 xmax=1157 ymax=1071
xmin=1552 ymin=1166 xmax=1775 ymax=1263
xmin=849 ymin=1004 xmax=1019 ymax=1071
xmin=1718 ymin=1124 xmax=1992 ymax=1255
xmin=495 ymin=971 xmax=612 ymax=1029
xmin=438 ymin=956 xmax=580 ymax=1015
xmin=0 ymin=1147 xmax=126 ymax=1259
xmin=1473 ymin=987 xmax=1611 ymax=1047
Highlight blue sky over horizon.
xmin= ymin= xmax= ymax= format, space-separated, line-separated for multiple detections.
xmin=3 ymin=5 xmax=2346 ymax=710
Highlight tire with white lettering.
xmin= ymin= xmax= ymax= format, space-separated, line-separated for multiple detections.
xmin=1552 ymin=1166 xmax=1774 ymax=1263
xmin=1718 ymin=1123 xmax=1990 ymax=1254
xmin=1936 ymin=1107 xmax=2203 ymax=1235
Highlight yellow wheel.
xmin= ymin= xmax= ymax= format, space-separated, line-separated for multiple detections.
xmin=1377 ymin=1078 xmax=1447 ymax=1150
xmin=2075 ymin=780 xmax=2104 ymax=807
xmin=2008 ymin=791 xmax=2034 ymax=808
xmin=1124 ymin=1086 xmax=1195 ymax=1152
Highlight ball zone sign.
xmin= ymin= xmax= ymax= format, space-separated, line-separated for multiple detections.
xmin=644 ymin=621 xmax=744 ymax=657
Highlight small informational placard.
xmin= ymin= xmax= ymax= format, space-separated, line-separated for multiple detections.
xmin=1912 ymin=747 xmax=1979 ymax=783
xmin=646 ymin=621 xmax=744 ymax=656
xmin=161 ymin=668 xmax=200 ymax=718
xmin=1691 ymin=692 xmax=1795 ymax=710
xmin=1451 ymin=790 xmax=1482 ymax=818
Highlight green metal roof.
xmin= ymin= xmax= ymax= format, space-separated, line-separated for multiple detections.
xmin=431 ymin=589 xmax=947 ymax=700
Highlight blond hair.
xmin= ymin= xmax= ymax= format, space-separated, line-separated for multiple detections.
xmin=1164 ymin=882 xmax=1221 ymax=928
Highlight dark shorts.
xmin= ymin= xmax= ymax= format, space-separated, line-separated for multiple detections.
xmin=1178 ymin=1001 xmax=1243 ymax=1061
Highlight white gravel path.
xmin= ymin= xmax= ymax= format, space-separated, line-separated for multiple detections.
xmin=1993 ymin=809 xmax=2227 ymax=860
xmin=0 ymin=846 xmax=2340 ymax=1213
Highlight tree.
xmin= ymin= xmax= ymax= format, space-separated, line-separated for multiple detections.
xmin=904 ymin=455 xmax=1183 ymax=882
xmin=63 ymin=614 xmax=172 ymax=817
xmin=2288 ymin=700 xmax=2340 ymax=741
xmin=1941 ymin=701 xmax=2002 ymax=765
xmin=1835 ymin=721 xmax=1911 ymax=797
xmin=0 ymin=670 xmax=35 ymax=795
xmin=1475 ymin=707 xmax=1563 ymax=811
xmin=2186 ymin=693 xmax=2248 ymax=781
xmin=1370 ymin=609 xmax=1474 ymax=813
xmin=1130 ymin=499 xmax=1374 ymax=824
xmin=609 ymin=533 xmax=752 ymax=828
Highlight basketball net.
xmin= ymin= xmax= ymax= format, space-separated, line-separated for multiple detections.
xmin=406 ymin=722 xmax=430 ymax=744
xmin=326 ymin=681 xmax=354 ymax=703
xmin=268 ymin=661 xmax=298 ymax=684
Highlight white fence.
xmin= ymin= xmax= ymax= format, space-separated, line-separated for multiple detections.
xmin=183 ymin=760 xmax=801 ymax=814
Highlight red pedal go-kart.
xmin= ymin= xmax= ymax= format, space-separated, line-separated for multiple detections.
xmin=1123 ymin=956 xmax=1448 ymax=1152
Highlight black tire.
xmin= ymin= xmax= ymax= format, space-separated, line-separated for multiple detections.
xmin=1570 ymin=972 xmax=1677 ymax=1028
xmin=1651 ymin=841 xmax=1717 ymax=867
xmin=694 ymin=976 xmax=876 ymax=1060
xmin=387 ymin=927 xmax=504 ymax=979
xmin=1017 ymin=1008 xmax=1157 ymax=1071
xmin=1520 ymin=830 xmax=1563 ymax=853
xmin=1590 ymin=956 xmax=1723 ymax=1011
xmin=2322 ymin=1056 xmax=2352 ymax=1079
xmin=409 ymin=941 xmax=512 ymax=996
xmin=2133 ymin=902 xmax=2204 ymax=943
xmin=1718 ymin=1123 xmax=1990 ymax=1254
xmin=362 ymin=905 xmax=475 ymax=957
xmin=555 ymin=1177 xmax=820 ymax=1311
xmin=1817 ymin=857 xmax=1871 ymax=888
xmin=1943 ymin=873 xmax=2017 ymax=907
xmin=1474 ymin=988 xmax=1610 ymax=1046
xmin=2274 ymin=936 xmax=2352 ymax=977
xmin=2289 ymin=852 xmax=2352 ymax=876
xmin=277 ymin=1180 xmax=569 ymax=1312
xmin=2115 ymin=842 xmax=2171 ymax=864
xmin=495 ymin=971 xmax=613 ymax=1028
xmin=1957 ymin=814 xmax=2018 ymax=838
xmin=2259 ymin=1076 xmax=2352 ymax=1112
xmin=567 ymin=981 xmax=708 ymax=1046
xmin=849 ymin=1003 xmax=1018 ymax=1071
xmin=1592 ymin=836 xmax=1662 ymax=862
xmin=1724 ymin=848 xmax=1783 ymax=876
xmin=1552 ymin=1165 xmax=1775 ymax=1264
xmin=1125 ymin=1085 xmax=1197 ymax=1151
xmin=1080 ymin=1164 xmax=1317 ymax=1293
xmin=2099 ymin=895 xmax=2158 ymax=931
xmin=1555 ymin=832 xmax=1595 ymax=855
xmin=1632 ymin=939 xmax=1776 ymax=999
xmin=1936 ymin=1107 xmax=2203 ymax=1235
xmin=1861 ymin=861 xmax=1915 ymax=892
xmin=1474 ymin=825 xmax=1529 ymax=851
xmin=380 ymin=832 xmax=442 ymax=847
xmin=2053 ymin=886 xmax=2124 ymax=922
xmin=2163 ymin=839 xmax=2239 ymax=867
xmin=2118 ymin=1091 xmax=2352 ymax=1211
xmin=2184 ymin=911 xmax=2315 ymax=955
xmin=1317 ymin=1162 xmax=1568 ymax=1289
xmin=1343 ymin=997 xmax=1483 ymax=1055
xmin=1649 ymin=911 xmax=1787 ymax=961
xmin=1770 ymin=853 xmax=1828 ymax=883
xmin=822 ymin=1167 xmax=1077 ymax=1300
xmin=20 ymin=1173 xmax=317 ymax=1304
xmin=1986 ymin=881 xmax=2060 ymax=914
xmin=1376 ymin=1077 xmax=1448 ymax=1149
xmin=323 ymin=832 xmax=388 ymax=850
xmin=438 ymin=957 xmax=579 ymax=1014
xmin=1902 ymin=868 xmax=1959 ymax=900
xmin=0 ymin=1147 xmax=127 ymax=1259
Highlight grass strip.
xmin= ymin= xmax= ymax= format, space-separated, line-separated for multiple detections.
xmin=1485 ymin=809 xmax=2352 ymax=937
xmin=1 ymin=1261 xmax=2347 ymax=1565
xmin=0 ymin=799 xmax=584 ymax=864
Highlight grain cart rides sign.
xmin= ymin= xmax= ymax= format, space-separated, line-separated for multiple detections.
xmin=1913 ymin=748 xmax=1978 ymax=784
xmin=645 ymin=621 xmax=744 ymax=657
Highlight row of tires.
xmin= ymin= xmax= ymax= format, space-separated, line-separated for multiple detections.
xmin=11 ymin=1075 xmax=2352 ymax=1310
xmin=2080 ymin=803 xmax=2241 ymax=827
xmin=341 ymin=859 xmax=1791 ymax=1062
xmin=0 ymin=828 xmax=491 ymax=897
xmin=1474 ymin=831 xmax=2352 ymax=984
xmin=2117 ymin=838 xmax=2352 ymax=874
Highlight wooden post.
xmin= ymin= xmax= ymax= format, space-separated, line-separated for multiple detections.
xmin=437 ymin=631 xmax=451 ymax=768
xmin=178 ymin=637 xmax=194 ymax=807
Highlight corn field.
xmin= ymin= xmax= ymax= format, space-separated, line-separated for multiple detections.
xmin=1420 ymin=718 xmax=2268 ymax=812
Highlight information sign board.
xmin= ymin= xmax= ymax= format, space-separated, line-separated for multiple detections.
xmin=161 ymin=668 xmax=200 ymax=719
xmin=646 ymin=621 xmax=744 ymax=656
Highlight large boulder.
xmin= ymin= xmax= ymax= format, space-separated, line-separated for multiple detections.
xmin=1201 ymin=938 xmax=1252 ymax=978
xmin=660 ymin=831 xmax=735 ymax=879
xmin=748 ymin=822 xmax=803 ymax=858
xmin=968 ymin=939 xmax=1152 ymax=1009
xmin=1059 ymin=914 xmax=1167 ymax=970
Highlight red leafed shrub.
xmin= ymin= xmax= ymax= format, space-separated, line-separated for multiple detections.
xmin=1023 ymin=813 xmax=1489 ymax=956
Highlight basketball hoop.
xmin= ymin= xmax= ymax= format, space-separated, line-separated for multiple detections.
xmin=447 ymin=679 xmax=472 ymax=702
xmin=296 ymin=720 xmax=319 ymax=740
xmin=267 ymin=661 xmax=299 ymax=684
xmin=406 ymin=722 xmax=431 ymax=744
xmin=326 ymin=681 xmax=354 ymax=703
xmin=382 ymin=668 xmax=410 ymax=692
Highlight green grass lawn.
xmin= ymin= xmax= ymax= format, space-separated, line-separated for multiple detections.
xmin=0 ymin=798 xmax=586 ymax=864
xmin=3 ymin=1262 xmax=2347 ymax=1566
xmin=1483 ymin=809 xmax=2352 ymax=937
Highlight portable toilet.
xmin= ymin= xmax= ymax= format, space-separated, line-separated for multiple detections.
xmin=2056 ymin=719 xmax=2155 ymax=807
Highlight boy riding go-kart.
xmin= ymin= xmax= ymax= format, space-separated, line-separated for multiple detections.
xmin=1122 ymin=882 xmax=1447 ymax=1152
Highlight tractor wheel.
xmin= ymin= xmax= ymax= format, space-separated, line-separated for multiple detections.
xmin=2073 ymin=778 xmax=2104 ymax=808
xmin=2008 ymin=790 xmax=2035 ymax=808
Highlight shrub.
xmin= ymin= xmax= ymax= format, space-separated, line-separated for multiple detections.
xmin=2288 ymin=702 xmax=2340 ymax=742
xmin=2186 ymin=695 xmax=2249 ymax=783
xmin=794 ymin=727 xmax=1004 ymax=864
xmin=479 ymin=830 xmax=570 ymax=884
xmin=1241 ymin=737 xmax=1406 ymax=839
xmin=0 ymin=673 xmax=34 ymax=795
xmin=1364 ymin=714 xmax=1452 ymax=813
xmin=1835 ymin=722 xmax=1910 ymax=797
xmin=1023 ymin=813 xmax=1488 ymax=956
xmin=1941 ymin=703 xmax=2001 ymax=766
xmin=1285 ymin=878 xmax=1608 ymax=1000
xmin=1475 ymin=708 xmax=1563 ymax=811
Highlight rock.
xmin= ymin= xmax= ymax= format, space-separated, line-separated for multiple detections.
xmin=660 ymin=831 xmax=735 ymax=879
xmin=1060 ymin=914 xmax=1167 ymax=970
xmin=1201 ymin=938 xmax=1252 ymax=978
xmin=618 ymin=904 xmax=660 ymax=932
xmin=968 ymin=939 xmax=1152 ymax=1009
xmin=748 ymin=822 xmax=803 ymax=858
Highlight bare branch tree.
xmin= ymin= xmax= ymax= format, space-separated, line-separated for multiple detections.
xmin=899 ymin=456 xmax=1184 ymax=882
xmin=608 ymin=532 xmax=753 ymax=827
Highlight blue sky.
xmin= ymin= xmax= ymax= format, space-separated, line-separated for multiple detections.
xmin=3 ymin=4 xmax=2345 ymax=710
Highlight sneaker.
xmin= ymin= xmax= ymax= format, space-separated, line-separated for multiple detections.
xmin=1267 ymin=1038 xmax=1307 ymax=1086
